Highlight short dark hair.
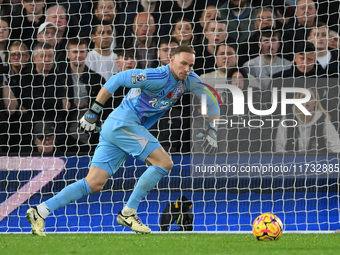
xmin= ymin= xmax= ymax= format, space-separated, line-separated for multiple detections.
xmin=66 ymin=38 xmax=88 ymax=50
xmin=172 ymin=45 xmax=196 ymax=56
xmin=227 ymin=67 xmax=249 ymax=90
xmin=158 ymin=36 xmax=179 ymax=48
xmin=295 ymin=41 xmax=315 ymax=54
xmin=227 ymin=67 xmax=248 ymax=80
xmin=215 ymin=43 xmax=237 ymax=55
xmin=115 ymin=47 xmax=137 ymax=58
xmin=91 ymin=21 xmax=113 ymax=35
xmin=259 ymin=27 xmax=282 ymax=41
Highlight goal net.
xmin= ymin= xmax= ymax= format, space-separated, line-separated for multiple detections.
xmin=0 ymin=0 xmax=339 ymax=233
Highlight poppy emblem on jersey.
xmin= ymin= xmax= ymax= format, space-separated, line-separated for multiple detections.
xmin=136 ymin=73 xmax=146 ymax=82
xmin=166 ymin=91 xmax=172 ymax=98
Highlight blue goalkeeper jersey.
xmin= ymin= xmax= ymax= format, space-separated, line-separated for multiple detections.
xmin=104 ymin=64 xmax=220 ymax=129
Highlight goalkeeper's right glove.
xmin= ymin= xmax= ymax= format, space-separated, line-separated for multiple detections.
xmin=197 ymin=123 xmax=218 ymax=154
xmin=79 ymin=101 xmax=103 ymax=133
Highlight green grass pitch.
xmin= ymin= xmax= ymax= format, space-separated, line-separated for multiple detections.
xmin=1 ymin=233 xmax=340 ymax=255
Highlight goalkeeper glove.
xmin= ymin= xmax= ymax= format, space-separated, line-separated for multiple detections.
xmin=197 ymin=123 xmax=218 ymax=154
xmin=79 ymin=101 xmax=103 ymax=133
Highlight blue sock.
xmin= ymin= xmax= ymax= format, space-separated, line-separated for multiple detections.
xmin=44 ymin=178 xmax=93 ymax=212
xmin=126 ymin=165 xmax=168 ymax=209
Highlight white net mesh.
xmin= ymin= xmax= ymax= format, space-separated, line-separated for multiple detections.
xmin=0 ymin=0 xmax=340 ymax=233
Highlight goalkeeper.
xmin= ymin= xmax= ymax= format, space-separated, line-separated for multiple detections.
xmin=26 ymin=46 xmax=220 ymax=235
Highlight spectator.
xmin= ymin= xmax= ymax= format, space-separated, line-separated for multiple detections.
xmin=238 ymin=7 xmax=277 ymax=65
xmin=171 ymin=19 xmax=194 ymax=46
xmin=328 ymin=29 xmax=339 ymax=49
xmin=219 ymin=0 xmax=258 ymax=43
xmin=33 ymin=121 xmax=59 ymax=155
xmin=132 ymin=12 xmax=158 ymax=69
xmin=282 ymin=0 xmax=317 ymax=60
xmin=272 ymin=0 xmax=294 ymax=30
xmin=157 ymin=37 xmax=179 ymax=66
xmin=7 ymin=42 xmax=67 ymax=153
xmin=36 ymin=22 xmax=57 ymax=47
xmin=64 ymin=38 xmax=105 ymax=153
xmin=0 ymin=18 xmax=10 ymax=70
xmin=200 ymin=43 xmax=261 ymax=89
xmin=307 ymin=23 xmax=340 ymax=77
xmin=275 ymin=88 xmax=340 ymax=154
xmin=91 ymin=0 xmax=125 ymax=49
xmin=11 ymin=0 xmax=46 ymax=49
xmin=194 ymin=18 xmax=229 ymax=76
xmin=125 ymin=0 xmax=169 ymax=38
xmin=162 ymin=0 xmax=205 ymax=33
xmin=115 ymin=48 xmax=138 ymax=72
xmin=1 ymin=41 xmax=31 ymax=152
xmin=85 ymin=22 xmax=119 ymax=82
xmin=273 ymin=41 xmax=324 ymax=79
xmin=195 ymin=5 xmax=221 ymax=44
xmin=200 ymin=43 xmax=238 ymax=79
xmin=243 ymin=29 xmax=291 ymax=90
xmin=2 ymin=41 xmax=30 ymax=115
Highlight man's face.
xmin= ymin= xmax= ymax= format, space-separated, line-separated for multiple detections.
xmin=92 ymin=25 xmax=113 ymax=50
xmin=231 ymin=71 xmax=245 ymax=90
xmin=308 ymin=27 xmax=328 ymax=51
xmin=260 ymin=35 xmax=280 ymax=55
xmin=255 ymin=10 xmax=275 ymax=30
xmin=294 ymin=52 xmax=316 ymax=73
xmin=35 ymin=135 xmax=55 ymax=154
xmin=33 ymin=48 xmax=55 ymax=74
xmin=37 ymin=27 xmax=57 ymax=47
xmin=199 ymin=6 xmax=219 ymax=29
xmin=9 ymin=45 xmax=30 ymax=68
xmin=172 ymin=21 xmax=192 ymax=44
xmin=95 ymin=0 xmax=116 ymax=23
xmin=205 ymin=21 xmax=228 ymax=45
xmin=158 ymin=42 xmax=179 ymax=66
xmin=116 ymin=55 xmax=137 ymax=72
xmin=328 ymin=31 xmax=339 ymax=49
xmin=67 ymin=43 xmax=88 ymax=67
xmin=133 ymin=14 xmax=155 ymax=44
xmin=170 ymin=52 xmax=195 ymax=81
xmin=0 ymin=19 xmax=9 ymax=43
xmin=215 ymin=45 xmax=237 ymax=69
xmin=46 ymin=7 xmax=67 ymax=35
xmin=23 ymin=0 xmax=45 ymax=15
xmin=296 ymin=0 xmax=316 ymax=26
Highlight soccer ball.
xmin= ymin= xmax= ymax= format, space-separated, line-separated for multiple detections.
xmin=252 ymin=213 xmax=283 ymax=241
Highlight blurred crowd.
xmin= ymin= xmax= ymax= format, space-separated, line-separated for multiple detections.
xmin=0 ymin=0 xmax=340 ymax=156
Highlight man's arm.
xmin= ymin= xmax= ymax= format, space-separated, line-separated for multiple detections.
xmin=94 ymin=87 xmax=112 ymax=105
xmin=189 ymin=75 xmax=221 ymax=154
xmin=79 ymin=87 xmax=112 ymax=133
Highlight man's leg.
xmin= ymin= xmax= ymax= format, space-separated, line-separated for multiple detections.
xmin=26 ymin=166 xmax=110 ymax=236
xmin=117 ymin=147 xmax=172 ymax=233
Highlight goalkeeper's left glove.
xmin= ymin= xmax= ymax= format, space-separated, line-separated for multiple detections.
xmin=197 ymin=123 xmax=218 ymax=154
xmin=79 ymin=101 xmax=103 ymax=133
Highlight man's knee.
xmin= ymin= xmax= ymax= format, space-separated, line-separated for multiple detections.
xmin=88 ymin=182 xmax=105 ymax=193
xmin=161 ymin=158 xmax=173 ymax=171
xmin=85 ymin=166 xmax=110 ymax=193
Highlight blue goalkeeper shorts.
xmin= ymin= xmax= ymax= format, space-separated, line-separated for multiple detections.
xmin=90 ymin=117 xmax=161 ymax=176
